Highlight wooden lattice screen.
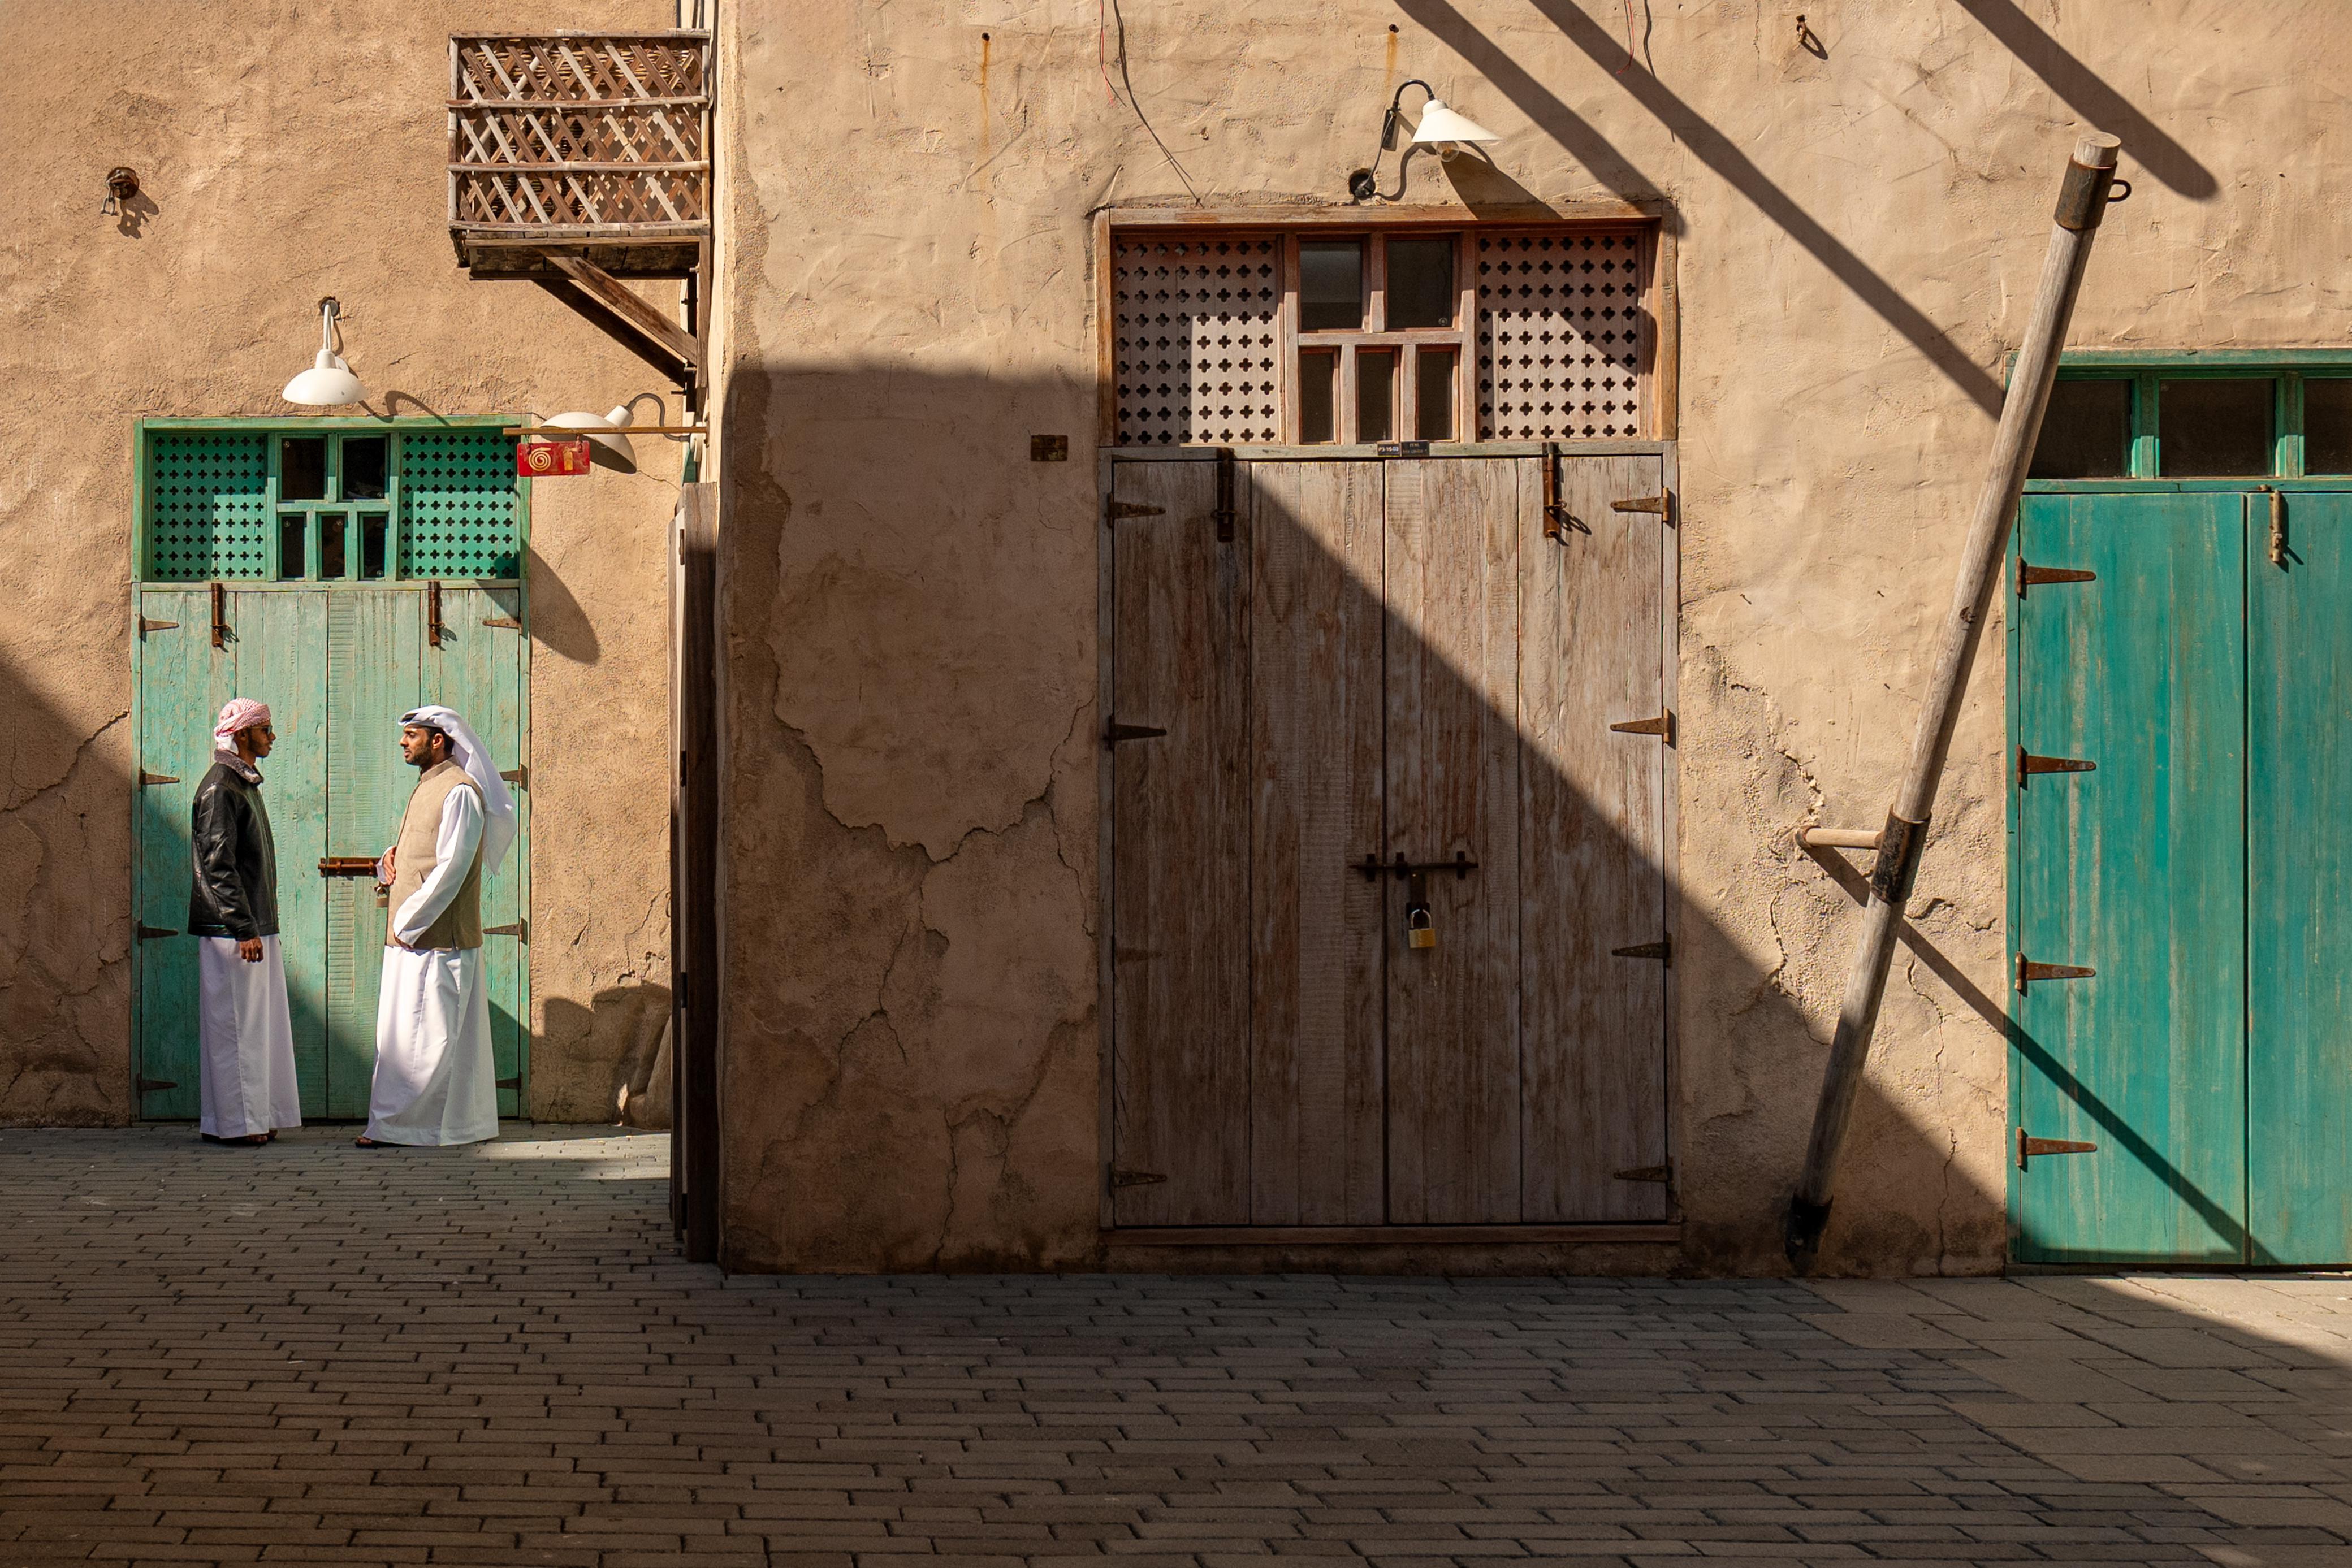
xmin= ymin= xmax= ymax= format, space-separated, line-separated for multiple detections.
xmin=1475 ymin=231 xmax=1646 ymax=441
xmin=449 ymin=32 xmax=710 ymax=265
xmin=1112 ymin=237 xmax=1283 ymax=447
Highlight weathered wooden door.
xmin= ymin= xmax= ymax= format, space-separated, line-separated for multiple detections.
xmin=2246 ymin=490 xmax=2352 ymax=1264
xmin=135 ymin=586 xmax=527 ymax=1120
xmin=1106 ymin=452 xmax=1672 ymax=1228
xmin=2009 ymin=493 xmax=2248 ymax=1263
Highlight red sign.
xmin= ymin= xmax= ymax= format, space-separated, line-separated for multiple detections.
xmin=517 ymin=436 xmax=593 ymax=477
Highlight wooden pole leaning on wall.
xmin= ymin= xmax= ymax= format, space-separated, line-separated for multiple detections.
xmin=1784 ymin=133 xmax=2127 ymax=1271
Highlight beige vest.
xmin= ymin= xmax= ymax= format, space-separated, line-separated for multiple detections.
xmin=386 ymin=759 xmax=484 ymax=950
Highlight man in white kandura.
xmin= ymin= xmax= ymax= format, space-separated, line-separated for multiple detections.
xmin=356 ymin=705 xmax=517 ymax=1149
xmin=188 ymin=697 xmax=301 ymax=1146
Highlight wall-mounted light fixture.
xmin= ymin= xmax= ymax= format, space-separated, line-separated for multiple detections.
xmin=538 ymin=392 xmax=670 ymax=474
xmin=1348 ymin=80 xmax=1501 ymax=201
xmin=281 ymin=297 xmax=369 ymax=406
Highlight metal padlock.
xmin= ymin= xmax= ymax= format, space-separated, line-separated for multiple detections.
xmin=1406 ymin=905 xmax=1436 ymax=950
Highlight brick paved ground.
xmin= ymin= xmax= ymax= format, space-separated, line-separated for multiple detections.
xmin=3 ymin=1127 xmax=2350 ymax=1567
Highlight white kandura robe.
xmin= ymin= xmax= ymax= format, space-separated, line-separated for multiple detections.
xmin=197 ymin=934 xmax=301 ymax=1139
xmin=364 ymin=785 xmax=499 ymax=1147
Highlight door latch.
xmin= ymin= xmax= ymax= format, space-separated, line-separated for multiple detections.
xmin=2263 ymin=485 xmax=2288 ymax=568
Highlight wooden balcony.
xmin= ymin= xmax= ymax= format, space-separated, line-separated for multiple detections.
xmin=448 ymin=31 xmax=710 ymax=277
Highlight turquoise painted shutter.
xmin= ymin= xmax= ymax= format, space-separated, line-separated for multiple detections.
xmin=2246 ymin=489 xmax=2352 ymax=1264
xmin=230 ymin=590 xmax=331 ymax=1117
xmin=323 ymin=592 xmax=423 ymax=1118
xmin=426 ymin=585 xmax=529 ymax=1116
xmin=134 ymin=590 xmax=237 ymax=1120
xmin=2012 ymin=492 xmax=2248 ymax=1263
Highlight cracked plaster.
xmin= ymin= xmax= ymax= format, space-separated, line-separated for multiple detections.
xmin=709 ymin=2 xmax=2340 ymax=1274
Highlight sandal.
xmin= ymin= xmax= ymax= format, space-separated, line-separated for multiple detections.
xmin=353 ymin=1136 xmax=397 ymax=1149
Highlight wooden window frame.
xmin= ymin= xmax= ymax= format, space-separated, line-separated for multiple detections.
xmin=132 ymin=415 xmax=531 ymax=587
xmin=1282 ymin=231 xmax=1478 ymax=445
xmin=1095 ymin=204 xmax=1677 ymax=452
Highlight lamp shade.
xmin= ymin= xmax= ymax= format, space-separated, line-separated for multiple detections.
xmin=283 ymin=348 xmax=369 ymax=407
xmin=543 ymin=405 xmax=638 ymax=473
xmin=1410 ymin=99 xmax=1501 ymax=152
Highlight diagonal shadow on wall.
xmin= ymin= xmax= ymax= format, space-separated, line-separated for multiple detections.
xmin=1395 ymin=0 xmax=2009 ymax=414
xmin=707 ymin=361 xmax=2159 ymax=1277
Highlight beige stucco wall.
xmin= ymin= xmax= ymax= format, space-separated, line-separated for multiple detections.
xmin=713 ymin=0 xmax=2340 ymax=1276
xmin=0 ymin=1 xmax=678 ymax=1127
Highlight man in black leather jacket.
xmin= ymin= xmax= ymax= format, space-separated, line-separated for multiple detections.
xmin=188 ymin=698 xmax=301 ymax=1145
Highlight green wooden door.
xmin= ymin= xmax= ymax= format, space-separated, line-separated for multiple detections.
xmin=136 ymin=586 xmax=527 ymax=1121
xmin=2010 ymin=492 xmax=2249 ymax=1263
xmin=425 ymin=586 xmax=529 ymax=1116
xmin=2247 ymin=490 xmax=2352 ymax=1264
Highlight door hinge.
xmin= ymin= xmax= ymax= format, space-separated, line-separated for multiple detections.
xmin=2015 ymin=954 xmax=2095 ymax=994
xmin=1110 ymin=1168 xmax=1169 ymax=1189
xmin=2017 ymin=1127 xmax=2099 ymax=1170
xmin=1610 ymin=711 xmax=1676 ymax=744
xmin=1103 ymin=720 xmax=1167 ymax=747
xmin=2017 ymin=747 xmax=2096 ymax=787
xmin=482 ymin=614 xmax=523 ymax=630
xmin=137 ymin=1076 xmax=178 ymax=1093
xmin=496 ymin=1076 xmax=523 ymax=1091
xmin=1213 ymin=447 xmax=1236 ymax=542
xmin=1612 ymin=493 xmax=1671 ymax=520
xmin=2016 ymin=559 xmax=2096 ymax=597
xmin=138 ymin=616 xmax=179 ymax=635
xmin=500 ymin=766 xmax=528 ymax=790
xmin=137 ymin=924 xmax=178 ymax=940
xmin=139 ymin=772 xmax=179 ymax=786
xmin=1612 ymin=939 xmax=1671 ymax=964
xmin=485 ymin=921 xmax=528 ymax=942
xmin=1612 ymin=1163 xmax=1671 ymax=1183
xmin=1104 ymin=498 xmax=1164 ymax=523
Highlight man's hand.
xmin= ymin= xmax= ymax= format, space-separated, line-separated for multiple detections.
xmin=378 ymin=847 xmax=396 ymax=882
xmin=237 ymin=938 xmax=265 ymax=963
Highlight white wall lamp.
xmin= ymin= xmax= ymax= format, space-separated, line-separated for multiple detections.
xmin=1348 ymin=80 xmax=1502 ymax=201
xmin=282 ymin=297 xmax=369 ymax=406
xmin=538 ymin=392 xmax=668 ymax=474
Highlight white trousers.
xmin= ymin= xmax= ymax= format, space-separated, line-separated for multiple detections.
xmin=365 ymin=946 xmax=499 ymax=1146
xmin=196 ymin=935 xmax=302 ymax=1138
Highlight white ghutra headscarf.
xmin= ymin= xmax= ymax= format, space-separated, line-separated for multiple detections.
xmin=399 ymin=705 xmax=519 ymax=874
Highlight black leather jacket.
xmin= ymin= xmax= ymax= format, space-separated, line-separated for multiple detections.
xmin=188 ymin=759 xmax=280 ymax=941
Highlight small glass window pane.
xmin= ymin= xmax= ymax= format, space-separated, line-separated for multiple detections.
xmin=278 ymin=514 xmax=307 ymax=578
xmin=341 ymin=436 xmax=388 ymax=500
xmin=360 ymin=514 xmax=388 ymax=580
xmin=2161 ymin=378 xmax=2274 ymax=476
xmin=317 ymin=513 xmax=347 ymax=579
xmin=1358 ymin=350 xmax=1396 ymax=443
xmin=1299 ymin=241 xmax=1364 ymax=332
xmin=1415 ymin=348 xmax=1458 ymax=441
xmin=281 ymin=437 xmax=327 ymax=501
xmin=2304 ymin=379 xmax=2352 ymax=475
xmin=2029 ymin=379 xmax=2130 ymax=479
xmin=1385 ymin=236 xmax=1455 ymax=330
xmin=1299 ymin=351 xmax=1338 ymax=443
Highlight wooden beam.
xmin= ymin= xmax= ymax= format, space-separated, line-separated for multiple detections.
xmin=1100 ymin=1224 xmax=1682 ymax=1246
xmin=544 ymin=254 xmax=699 ymax=373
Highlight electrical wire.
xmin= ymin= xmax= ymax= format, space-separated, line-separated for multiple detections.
xmin=1102 ymin=0 xmax=1203 ymax=203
